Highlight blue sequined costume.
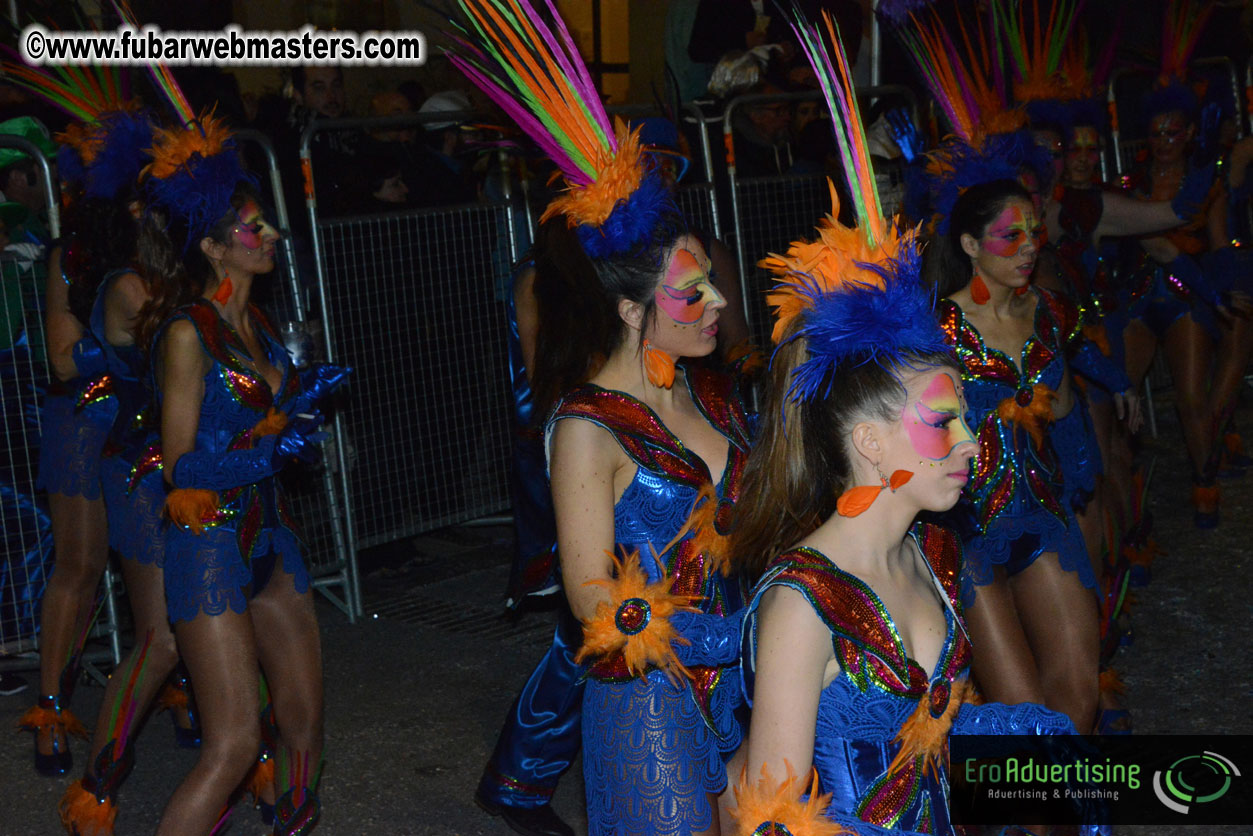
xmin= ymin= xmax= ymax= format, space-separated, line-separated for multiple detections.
xmin=547 ymin=366 xmax=749 ymax=836
xmin=93 ymin=271 xmax=166 ymax=567
xmin=36 ymin=328 xmax=116 ymax=500
xmin=938 ymin=289 xmax=1099 ymax=607
xmin=478 ymin=265 xmax=583 ymax=811
xmin=742 ymin=523 xmax=1077 ymax=835
xmin=157 ymin=300 xmax=309 ymax=623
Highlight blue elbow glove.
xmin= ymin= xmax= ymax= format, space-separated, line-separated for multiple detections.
xmin=1071 ymin=340 xmax=1131 ymax=394
xmin=670 ymin=609 xmax=745 ymax=667
xmin=71 ymin=336 xmax=108 ymax=378
xmin=886 ymin=108 xmax=924 ymax=163
xmin=172 ymin=413 xmax=328 ymax=491
xmin=1172 ymin=161 xmax=1217 ymax=221
xmin=289 ymin=363 xmax=352 ymax=416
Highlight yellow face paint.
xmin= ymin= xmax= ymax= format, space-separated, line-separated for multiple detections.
xmin=656 ymin=247 xmax=724 ymax=325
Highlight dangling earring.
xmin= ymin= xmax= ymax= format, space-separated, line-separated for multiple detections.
xmin=1014 ymin=284 xmax=1030 ymax=296
xmin=836 ymin=466 xmax=913 ymax=517
xmin=212 ymin=269 xmax=233 ymax=305
xmin=642 ymin=338 xmax=676 ymax=389
xmin=970 ymin=273 xmax=990 ymax=305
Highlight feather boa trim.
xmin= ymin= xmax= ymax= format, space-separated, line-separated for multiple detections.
xmin=59 ymin=780 xmax=117 ymax=836
xmin=996 ymin=384 xmax=1057 ymax=450
xmin=164 ymin=488 xmax=221 ymax=535
xmin=728 ymin=762 xmax=845 ymax=836
xmin=17 ymin=703 xmax=89 ymax=738
xmin=573 ymin=547 xmax=701 ymax=677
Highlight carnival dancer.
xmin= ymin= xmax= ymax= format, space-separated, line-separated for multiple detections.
xmin=451 ymin=2 xmax=750 ymax=833
xmin=141 ymin=71 xmax=347 ymax=834
xmin=1116 ymin=0 xmax=1250 ymax=528
xmin=727 ymin=13 xmax=1077 ymax=835
xmin=8 ymin=65 xmax=131 ymax=778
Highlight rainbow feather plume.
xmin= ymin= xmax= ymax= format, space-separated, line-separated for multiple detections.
xmin=991 ymin=0 xmax=1086 ymax=104
xmin=448 ymin=0 xmax=667 ymax=256
xmin=1159 ymin=0 xmax=1213 ymax=87
xmin=759 ymin=6 xmax=945 ymax=403
xmin=111 ymin=0 xmax=196 ymax=126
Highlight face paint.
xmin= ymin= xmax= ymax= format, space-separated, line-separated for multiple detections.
xmin=981 ymin=203 xmax=1041 ymax=258
xmin=231 ymin=200 xmax=275 ymax=250
xmin=655 ymin=247 xmax=724 ymax=325
xmin=905 ymin=373 xmax=975 ymax=461
xmin=1150 ymin=113 xmax=1188 ymax=144
xmin=1067 ymin=127 xmax=1100 ymax=160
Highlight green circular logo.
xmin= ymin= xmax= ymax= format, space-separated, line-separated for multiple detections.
xmin=1152 ymin=751 xmax=1240 ymax=814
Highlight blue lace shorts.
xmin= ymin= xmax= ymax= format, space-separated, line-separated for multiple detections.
xmin=36 ymin=392 xmax=116 ymax=500
xmin=961 ymin=509 xmax=1094 ymax=609
xmin=163 ymin=524 xmax=309 ymax=623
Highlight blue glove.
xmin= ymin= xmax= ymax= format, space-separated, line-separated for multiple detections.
xmin=71 ymin=335 xmax=108 ymax=378
xmin=172 ymin=412 xmax=328 ymax=490
xmin=670 ymin=609 xmax=745 ymax=666
xmin=886 ymin=108 xmax=923 ymax=162
xmin=1071 ymin=340 xmax=1131 ymax=394
xmin=300 ymin=363 xmax=351 ymax=404
xmin=1172 ymin=160 xmax=1217 ymax=221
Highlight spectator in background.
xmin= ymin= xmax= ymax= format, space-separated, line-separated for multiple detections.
xmin=411 ymin=91 xmax=478 ymax=207
xmin=665 ymin=0 xmax=714 ymax=102
xmin=282 ymin=65 xmax=357 ymax=214
xmin=0 ymin=116 xmax=56 ymax=245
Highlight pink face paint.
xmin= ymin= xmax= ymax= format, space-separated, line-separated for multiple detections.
xmin=903 ymin=372 xmax=975 ymax=461
xmin=655 ymin=247 xmax=724 ymax=325
xmin=981 ymin=203 xmax=1041 ymax=258
xmin=231 ymin=200 xmax=274 ymax=250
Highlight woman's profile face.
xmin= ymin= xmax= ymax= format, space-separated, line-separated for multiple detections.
xmin=220 ymin=199 xmax=279 ymax=276
xmin=883 ymin=367 xmax=978 ymax=513
xmin=643 ymin=234 xmax=726 ymax=360
xmin=964 ymin=197 xmax=1041 ymax=293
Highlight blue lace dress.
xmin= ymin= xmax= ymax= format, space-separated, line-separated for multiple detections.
xmin=742 ymin=523 xmax=1077 ymax=835
xmin=937 ymin=290 xmax=1100 ymax=606
xmin=156 ymin=300 xmax=310 ymax=623
xmin=94 ymin=272 xmax=166 ymax=567
xmin=547 ymin=366 xmax=750 ymax=836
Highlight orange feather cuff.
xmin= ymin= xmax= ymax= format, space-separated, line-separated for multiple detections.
xmin=887 ymin=677 xmax=974 ymax=781
xmin=164 ymin=488 xmax=221 ymax=535
xmin=996 ymin=384 xmax=1057 ymax=450
xmin=728 ymin=762 xmax=845 ymax=836
xmin=59 ymin=779 xmax=117 ymax=836
xmin=574 ymin=547 xmax=701 ymax=677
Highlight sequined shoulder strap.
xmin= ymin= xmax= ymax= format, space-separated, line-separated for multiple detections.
xmin=911 ymin=522 xmax=962 ymax=615
xmin=759 ymin=548 xmax=911 ymax=683
xmin=175 ymin=300 xmax=249 ymax=375
xmin=687 ymin=365 xmax=752 ymax=453
xmin=548 ymin=385 xmax=708 ymax=487
xmin=1035 ymin=287 xmax=1080 ymax=344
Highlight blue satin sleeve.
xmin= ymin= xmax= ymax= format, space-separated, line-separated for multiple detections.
xmin=1070 ymin=340 xmax=1130 ymax=394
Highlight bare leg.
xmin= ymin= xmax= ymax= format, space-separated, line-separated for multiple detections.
xmin=1209 ymin=314 xmax=1253 ymax=440
xmin=718 ymin=745 xmax=747 ymax=836
xmin=87 ymin=558 xmax=180 ymax=766
xmin=1009 ymin=553 xmax=1100 ymax=732
xmin=963 ymin=568 xmax=1047 ymax=706
xmin=1075 ymin=479 xmax=1106 ymax=594
xmin=35 ymin=492 xmax=108 ymax=754
xmin=249 ymin=569 xmax=324 ymax=830
xmin=1162 ymin=314 xmax=1216 ymax=478
xmin=155 ymin=610 xmax=261 ymax=836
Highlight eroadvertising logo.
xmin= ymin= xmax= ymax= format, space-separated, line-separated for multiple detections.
xmin=1151 ymin=751 xmax=1240 ymax=814
xmin=950 ymin=734 xmax=1253 ymax=827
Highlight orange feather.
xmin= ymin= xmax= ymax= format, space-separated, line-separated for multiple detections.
xmin=642 ymin=338 xmax=676 ymax=389
xmin=59 ymin=780 xmax=117 ymax=836
xmin=163 ymin=488 xmax=221 ymax=535
xmin=142 ymin=112 xmax=233 ymax=181
xmin=728 ymin=762 xmax=846 ymax=836
xmin=18 ymin=703 xmax=89 ymax=738
xmin=996 ymin=384 xmax=1057 ymax=450
xmin=574 ymin=547 xmax=700 ymax=677
xmin=251 ymin=407 xmax=289 ymax=442
xmin=887 ymin=677 xmax=973 ymax=781
xmin=836 ymin=483 xmax=884 ymax=518
xmin=540 ymin=119 xmax=647 ymax=230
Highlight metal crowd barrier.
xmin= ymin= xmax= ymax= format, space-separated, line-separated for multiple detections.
xmin=235 ymin=130 xmax=359 ymax=621
xmin=300 ymin=111 xmax=519 ymax=567
xmin=0 ymin=135 xmax=122 ymax=677
xmin=722 ymin=86 xmax=918 ymax=343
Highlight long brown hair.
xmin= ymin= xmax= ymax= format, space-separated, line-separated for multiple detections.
xmin=730 ymin=320 xmax=957 ymax=578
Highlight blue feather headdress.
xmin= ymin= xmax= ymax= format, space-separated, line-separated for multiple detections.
xmin=85 ymin=109 xmax=154 ymax=200
xmin=761 ymin=9 xmax=949 ymax=406
xmin=926 ymin=130 xmax=1052 ymax=234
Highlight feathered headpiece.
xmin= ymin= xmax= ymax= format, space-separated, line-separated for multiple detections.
xmin=761 ymin=9 xmax=948 ymax=406
xmin=447 ymin=0 xmax=673 ymax=258
xmin=0 ymin=59 xmax=152 ymax=200
xmin=1142 ymin=0 xmax=1213 ymax=122
xmin=884 ymin=0 xmax=1049 ymax=232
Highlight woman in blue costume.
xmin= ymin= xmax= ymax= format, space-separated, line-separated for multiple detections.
xmin=930 ymin=179 xmax=1141 ymax=735
xmin=144 ymin=110 xmax=346 ymax=836
xmin=22 ymin=148 xmax=123 ymax=779
xmin=450 ymin=3 xmax=749 ymax=833
xmin=727 ymin=17 xmax=1076 ymax=834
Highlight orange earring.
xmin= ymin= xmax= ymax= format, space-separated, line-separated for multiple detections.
xmin=970 ymin=274 xmax=990 ymax=305
xmin=1014 ymin=284 xmax=1030 ymax=296
xmin=212 ymin=270 xmax=233 ymax=304
xmin=642 ymin=339 xmax=676 ymax=389
xmin=836 ymin=468 xmax=913 ymax=517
